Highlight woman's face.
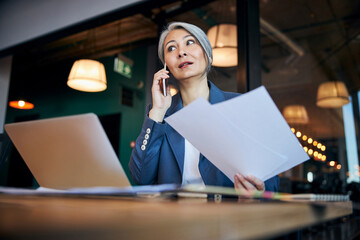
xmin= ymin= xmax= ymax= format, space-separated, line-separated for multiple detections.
xmin=163 ymin=29 xmax=207 ymax=81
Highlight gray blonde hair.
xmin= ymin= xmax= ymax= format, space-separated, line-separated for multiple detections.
xmin=158 ymin=22 xmax=213 ymax=75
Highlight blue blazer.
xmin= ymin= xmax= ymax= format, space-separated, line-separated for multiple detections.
xmin=129 ymin=81 xmax=279 ymax=191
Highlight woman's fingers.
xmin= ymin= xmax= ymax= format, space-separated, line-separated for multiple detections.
xmin=234 ymin=173 xmax=265 ymax=192
xmin=235 ymin=173 xmax=255 ymax=191
xmin=153 ymin=70 xmax=169 ymax=87
xmin=152 ymin=70 xmax=170 ymax=99
xmin=151 ymin=69 xmax=170 ymax=100
xmin=234 ymin=174 xmax=241 ymax=189
xmin=246 ymin=175 xmax=265 ymax=191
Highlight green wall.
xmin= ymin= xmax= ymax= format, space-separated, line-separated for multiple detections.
xmin=4 ymin=47 xmax=149 ymax=186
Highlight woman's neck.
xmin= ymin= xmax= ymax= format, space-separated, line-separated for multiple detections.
xmin=178 ymin=76 xmax=209 ymax=107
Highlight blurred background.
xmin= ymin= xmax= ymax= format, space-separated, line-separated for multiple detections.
xmin=0 ymin=0 xmax=359 ymax=197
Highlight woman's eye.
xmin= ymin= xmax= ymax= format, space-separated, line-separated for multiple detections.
xmin=187 ymin=40 xmax=195 ymax=45
xmin=167 ymin=46 xmax=176 ymax=52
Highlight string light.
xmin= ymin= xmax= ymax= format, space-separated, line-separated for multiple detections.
xmin=308 ymin=149 xmax=313 ymax=155
xmin=291 ymin=128 xmax=331 ymax=166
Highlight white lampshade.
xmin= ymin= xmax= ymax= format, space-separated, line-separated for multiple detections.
xmin=283 ymin=105 xmax=309 ymax=124
xmin=67 ymin=59 xmax=107 ymax=92
xmin=316 ymin=81 xmax=350 ymax=108
xmin=207 ymin=24 xmax=237 ymax=67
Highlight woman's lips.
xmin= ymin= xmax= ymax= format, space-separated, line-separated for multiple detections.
xmin=178 ymin=62 xmax=193 ymax=68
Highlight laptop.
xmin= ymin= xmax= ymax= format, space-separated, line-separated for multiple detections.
xmin=4 ymin=113 xmax=131 ymax=190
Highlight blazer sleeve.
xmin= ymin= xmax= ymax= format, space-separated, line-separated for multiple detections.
xmin=128 ymin=106 xmax=167 ymax=185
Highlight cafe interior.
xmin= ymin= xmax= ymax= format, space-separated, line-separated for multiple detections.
xmin=0 ymin=0 xmax=359 ymax=239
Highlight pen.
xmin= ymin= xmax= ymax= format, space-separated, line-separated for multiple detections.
xmin=162 ymin=63 xmax=167 ymax=96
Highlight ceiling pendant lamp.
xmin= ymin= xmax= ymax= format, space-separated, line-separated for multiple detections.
xmin=207 ymin=24 xmax=237 ymax=67
xmin=67 ymin=59 xmax=107 ymax=92
xmin=316 ymin=81 xmax=350 ymax=108
xmin=9 ymin=100 xmax=34 ymax=110
xmin=169 ymin=84 xmax=178 ymax=96
xmin=282 ymin=105 xmax=309 ymax=124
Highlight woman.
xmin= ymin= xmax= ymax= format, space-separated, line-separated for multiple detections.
xmin=129 ymin=22 xmax=279 ymax=192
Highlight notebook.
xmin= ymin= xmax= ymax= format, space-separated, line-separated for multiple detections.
xmin=4 ymin=113 xmax=131 ymax=190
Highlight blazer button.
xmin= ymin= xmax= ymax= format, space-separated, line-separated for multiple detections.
xmin=146 ymin=128 xmax=151 ymax=134
xmin=143 ymin=139 xmax=148 ymax=145
xmin=141 ymin=145 xmax=146 ymax=151
xmin=144 ymin=134 xmax=149 ymax=140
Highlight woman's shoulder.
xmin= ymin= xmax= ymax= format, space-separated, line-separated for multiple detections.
xmin=208 ymin=81 xmax=241 ymax=103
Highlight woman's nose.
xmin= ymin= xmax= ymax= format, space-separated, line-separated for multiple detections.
xmin=178 ymin=48 xmax=187 ymax=58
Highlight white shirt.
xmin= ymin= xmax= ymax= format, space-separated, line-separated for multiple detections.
xmin=182 ymin=139 xmax=205 ymax=186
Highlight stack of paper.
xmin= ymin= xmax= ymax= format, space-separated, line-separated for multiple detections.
xmin=165 ymin=86 xmax=309 ymax=182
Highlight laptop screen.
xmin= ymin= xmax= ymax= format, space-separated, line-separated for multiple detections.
xmin=5 ymin=113 xmax=131 ymax=189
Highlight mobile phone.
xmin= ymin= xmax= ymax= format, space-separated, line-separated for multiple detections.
xmin=160 ymin=63 xmax=167 ymax=96
xmin=162 ymin=78 xmax=167 ymax=96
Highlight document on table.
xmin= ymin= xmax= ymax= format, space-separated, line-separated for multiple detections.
xmin=165 ymin=86 xmax=309 ymax=182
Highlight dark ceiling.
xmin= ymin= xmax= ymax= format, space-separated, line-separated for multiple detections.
xmin=8 ymin=0 xmax=360 ymax=139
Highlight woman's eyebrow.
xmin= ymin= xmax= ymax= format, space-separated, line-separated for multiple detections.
xmin=165 ymin=40 xmax=176 ymax=48
xmin=165 ymin=35 xmax=193 ymax=47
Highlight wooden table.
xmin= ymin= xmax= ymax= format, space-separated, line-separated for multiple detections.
xmin=0 ymin=194 xmax=353 ymax=239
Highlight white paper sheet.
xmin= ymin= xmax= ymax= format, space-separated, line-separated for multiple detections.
xmin=165 ymin=86 xmax=309 ymax=182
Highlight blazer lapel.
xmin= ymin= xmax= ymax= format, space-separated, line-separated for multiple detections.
xmin=208 ymin=81 xmax=227 ymax=104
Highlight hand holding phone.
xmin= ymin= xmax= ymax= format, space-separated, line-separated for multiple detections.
xmin=149 ymin=63 xmax=171 ymax=122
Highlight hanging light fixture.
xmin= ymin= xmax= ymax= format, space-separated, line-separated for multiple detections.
xmin=9 ymin=99 xmax=34 ymax=110
xmin=207 ymin=24 xmax=237 ymax=67
xmin=67 ymin=59 xmax=107 ymax=92
xmin=169 ymin=84 xmax=178 ymax=96
xmin=316 ymin=81 xmax=350 ymax=108
xmin=282 ymin=105 xmax=309 ymax=124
